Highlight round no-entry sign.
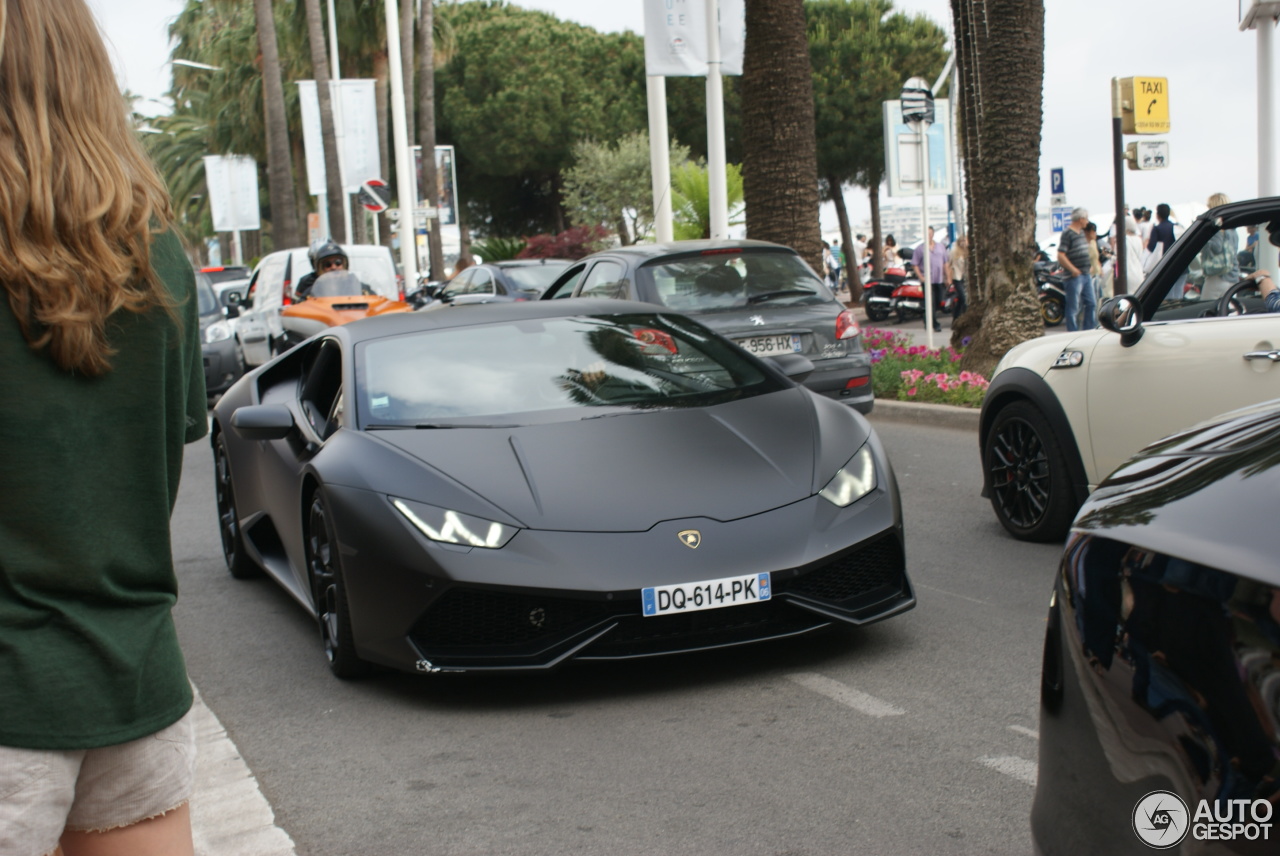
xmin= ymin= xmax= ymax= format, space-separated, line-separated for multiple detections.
xmin=360 ymin=178 xmax=391 ymax=213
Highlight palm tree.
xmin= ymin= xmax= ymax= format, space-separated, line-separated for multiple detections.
xmin=302 ymin=0 xmax=346 ymax=241
xmin=254 ymin=0 xmax=302 ymax=248
xmin=950 ymin=0 xmax=1045 ymax=371
xmin=741 ymin=0 xmax=823 ymax=272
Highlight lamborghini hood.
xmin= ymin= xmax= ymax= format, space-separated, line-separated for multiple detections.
xmin=371 ymin=389 xmax=871 ymax=532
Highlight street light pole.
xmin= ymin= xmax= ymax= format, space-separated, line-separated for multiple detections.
xmin=384 ymin=0 xmax=418 ymax=287
xmin=901 ymin=77 xmax=935 ymax=348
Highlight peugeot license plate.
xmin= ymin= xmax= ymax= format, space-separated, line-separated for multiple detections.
xmin=736 ymin=334 xmax=801 ymax=355
xmin=642 ymin=572 xmax=772 ymax=617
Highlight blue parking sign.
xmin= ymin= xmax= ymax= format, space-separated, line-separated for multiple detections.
xmin=1051 ymin=168 xmax=1065 ymax=195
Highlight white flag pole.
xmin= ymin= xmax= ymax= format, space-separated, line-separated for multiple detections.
xmin=384 ymin=0 xmax=418 ymax=286
xmin=705 ymin=0 xmax=729 ymax=239
xmin=647 ymin=75 xmax=674 ymax=243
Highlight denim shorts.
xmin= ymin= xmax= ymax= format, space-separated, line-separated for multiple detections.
xmin=0 ymin=708 xmax=196 ymax=856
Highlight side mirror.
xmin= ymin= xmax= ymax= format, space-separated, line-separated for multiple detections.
xmin=766 ymin=352 xmax=815 ymax=383
xmin=222 ymin=290 xmax=243 ymax=307
xmin=1098 ymin=295 xmax=1144 ymax=347
xmin=230 ymin=404 xmax=295 ymax=440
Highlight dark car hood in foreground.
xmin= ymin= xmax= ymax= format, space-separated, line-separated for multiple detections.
xmin=371 ymin=388 xmax=870 ymax=532
xmin=1073 ymin=400 xmax=1280 ymax=586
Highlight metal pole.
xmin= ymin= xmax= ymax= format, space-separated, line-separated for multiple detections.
xmin=1258 ymin=21 xmax=1280 ymax=277
xmin=705 ymin=0 xmax=729 ymax=239
xmin=647 ymin=75 xmax=674 ymax=243
xmin=919 ymin=122 xmax=933 ymax=349
xmin=1111 ymin=77 xmax=1128 ymax=294
xmin=384 ymin=0 xmax=418 ymax=286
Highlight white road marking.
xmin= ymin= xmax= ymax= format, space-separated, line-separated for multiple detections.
xmin=787 ymin=672 xmax=905 ymax=717
xmin=190 ymin=684 xmax=297 ymax=856
xmin=978 ymin=755 xmax=1038 ymax=786
xmin=914 ymin=582 xmax=991 ymax=606
xmin=1008 ymin=725 xmax=1040 ymax=740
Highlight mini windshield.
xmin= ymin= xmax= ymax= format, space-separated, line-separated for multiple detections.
xmin=637 ymin=250 xmax=833 ymax=311
xmin=356 ymin=313 xmax=786 ymax=427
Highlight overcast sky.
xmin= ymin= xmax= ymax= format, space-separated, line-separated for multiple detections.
xmin=86 ymin=0 xmax=1276 ymax=236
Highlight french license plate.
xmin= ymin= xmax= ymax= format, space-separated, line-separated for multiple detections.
xmin=737 ymin=334 xmax=801 ymax=355
xmin=642 ymin=572 xmax=772 ymax=617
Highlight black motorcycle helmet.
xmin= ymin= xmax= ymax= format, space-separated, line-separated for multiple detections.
xmin=310 ymin=240 xmax=347 ymax=272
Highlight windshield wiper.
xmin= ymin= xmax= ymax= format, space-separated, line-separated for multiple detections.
xmin=747 ymin=288 xmax=816 ymax=304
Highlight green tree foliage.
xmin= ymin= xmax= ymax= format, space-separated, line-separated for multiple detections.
xmin=435 ymin=2 xmax=649 ymax=236
xmin=671 ymin=161 xmax=745 ymax=241
xmin=561 ymin=132 xmax=692 ymax=245
xmin=806 ymin=0 xmax=948 ymax=286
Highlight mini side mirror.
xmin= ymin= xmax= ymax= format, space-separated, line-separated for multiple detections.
xmin=1098 ymin=295 xmax=1144 ymax=347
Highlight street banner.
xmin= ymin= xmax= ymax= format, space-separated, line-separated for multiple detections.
xmin=202 ymin=155 xmax=260 ymax=232
xmin=882 ymin=99 xmax=954 ymax=198
xmin=417 ymin=145 xmax=459 ymax=226
xmin=643 ymin=0 xmax=745 ymax=77
xmin=298 ymin=79 xmax=381 ymax=196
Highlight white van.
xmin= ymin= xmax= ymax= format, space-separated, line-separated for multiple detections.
xmin=237 ymin=244 xmax=400 ymax=367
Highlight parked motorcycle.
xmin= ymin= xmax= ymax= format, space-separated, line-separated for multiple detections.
xmin=863 ymin=265 xmax=908 ymax=321
xmin=1035 ymin=260 xmax=1067 ymax=326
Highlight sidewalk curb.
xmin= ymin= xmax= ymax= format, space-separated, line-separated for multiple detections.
xmin=866 ymin=398 xmax=981 ymax=432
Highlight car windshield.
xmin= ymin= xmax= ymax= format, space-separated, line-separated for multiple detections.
xmin=201 ymin=267 xmax=250 ymax=284
xmin=503 ymin=262 xmax=571 ymax=292
xmin=195 ymin=274 xmax=219 ymax=316
xmin=636 ymin=250 xmax=832 ymax=311
xmin=1147 ymin=211 xmax=1268 ymax=320
xmin=309 ymin=271 xmax=370 ymax=298
xmin=356 ymin=313 xmax=786 ymax=427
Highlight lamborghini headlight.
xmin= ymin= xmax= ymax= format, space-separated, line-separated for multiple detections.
xmin=391 ymin=497 xmax=518 ymax=548
xmin=818 ymin=445 xmax=877 ymax=507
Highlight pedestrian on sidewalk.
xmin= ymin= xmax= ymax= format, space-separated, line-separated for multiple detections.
xmin=912 ymin=226 xmax=949 ymax=332
xmin=1057 ymin=208 xmax=1096 ymax=331
xmin=948 ymin=236 xmax=969 ymax=319
xmin=0 ymin=3 xmax=207 ymax=855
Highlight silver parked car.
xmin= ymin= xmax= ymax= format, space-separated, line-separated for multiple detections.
xmin=540 ymin=241 xmax=873 ymax=412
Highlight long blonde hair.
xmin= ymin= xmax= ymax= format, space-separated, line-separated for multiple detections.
xmin=0 ymin=0 xmax=175 ymax=376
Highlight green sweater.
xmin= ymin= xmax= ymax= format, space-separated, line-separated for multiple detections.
xmin=0 ymin=232 xmax=207 ymax=749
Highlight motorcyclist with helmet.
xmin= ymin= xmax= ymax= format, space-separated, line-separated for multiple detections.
xmin=294 ymin=240 xmax=348 ymax=301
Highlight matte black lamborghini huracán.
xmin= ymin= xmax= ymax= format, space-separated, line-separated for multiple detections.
xmin=211 ymin=299 xmax=914 ymax=678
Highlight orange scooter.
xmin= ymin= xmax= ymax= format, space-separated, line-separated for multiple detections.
xmin=281 ymin=270 xmax=412 ymax=345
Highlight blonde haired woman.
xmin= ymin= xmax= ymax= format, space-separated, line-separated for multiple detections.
xmin=1199 ymin=192 xmax=1239 ymax=301
xmin=0 ymin=3 xmax=206 ymax=855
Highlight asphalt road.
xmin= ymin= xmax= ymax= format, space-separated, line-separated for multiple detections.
xmin=170 ymin=415 xmax=1063 ymax=855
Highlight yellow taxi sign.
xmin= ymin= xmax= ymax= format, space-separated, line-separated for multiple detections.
xmin=1120 ymin=77 xmax=1170 ymax=134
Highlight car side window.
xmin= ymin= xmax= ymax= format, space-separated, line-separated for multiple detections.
xmin=1149 ymin=217 xmax=1267 ymax=322
xmin=253 ymin=256 xmax=287 ymax=310
xmin=439 ymin=269 xmax=472 ymax=301
xmin=579 ymin=261 xmax=628 ymax=300
xmin=545 ymin=264 xmax=586 ymax=299
xmin=470 ymin=268 xmax=496 ymax=295
xmin=298 ymin=339 xmax=344 ymax=441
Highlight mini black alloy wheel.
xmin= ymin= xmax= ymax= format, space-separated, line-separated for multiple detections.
xmin=306 ymin=492 xmax=370 ymax=679
xmin=985 ymin=401 xmax=1073 ymax=542
xmin=214 ymin=433 xmax=257 ymax=578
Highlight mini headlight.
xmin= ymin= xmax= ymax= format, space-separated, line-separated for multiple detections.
xmin=204 ymin=320 xmax=233 ymax=344
xmin=819 ymin=445 xmax=877 ymax=507
xmin=391 ymin=497 xmax=518 ymax=548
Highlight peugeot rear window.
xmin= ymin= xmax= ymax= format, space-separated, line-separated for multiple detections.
xmin=636 ymin=249 xmax=833 ymax=312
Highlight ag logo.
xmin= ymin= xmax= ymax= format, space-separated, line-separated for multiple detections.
xmin=1132 ymin=790 xmax=1189 ymax=849
xmin=678 ymin=529 xmax=701 ymax=549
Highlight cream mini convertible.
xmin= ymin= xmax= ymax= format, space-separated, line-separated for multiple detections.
xmin=980 ymin=196 xmax=1280 ymax=541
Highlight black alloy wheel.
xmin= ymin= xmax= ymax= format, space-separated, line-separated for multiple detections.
xmin=306 ymin=491 xmax=371 ymax=679
xmin=214 ymin=433 xmax=258 ymax=579
xmin=984 ymin=401 xmax=1074 ymax=542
